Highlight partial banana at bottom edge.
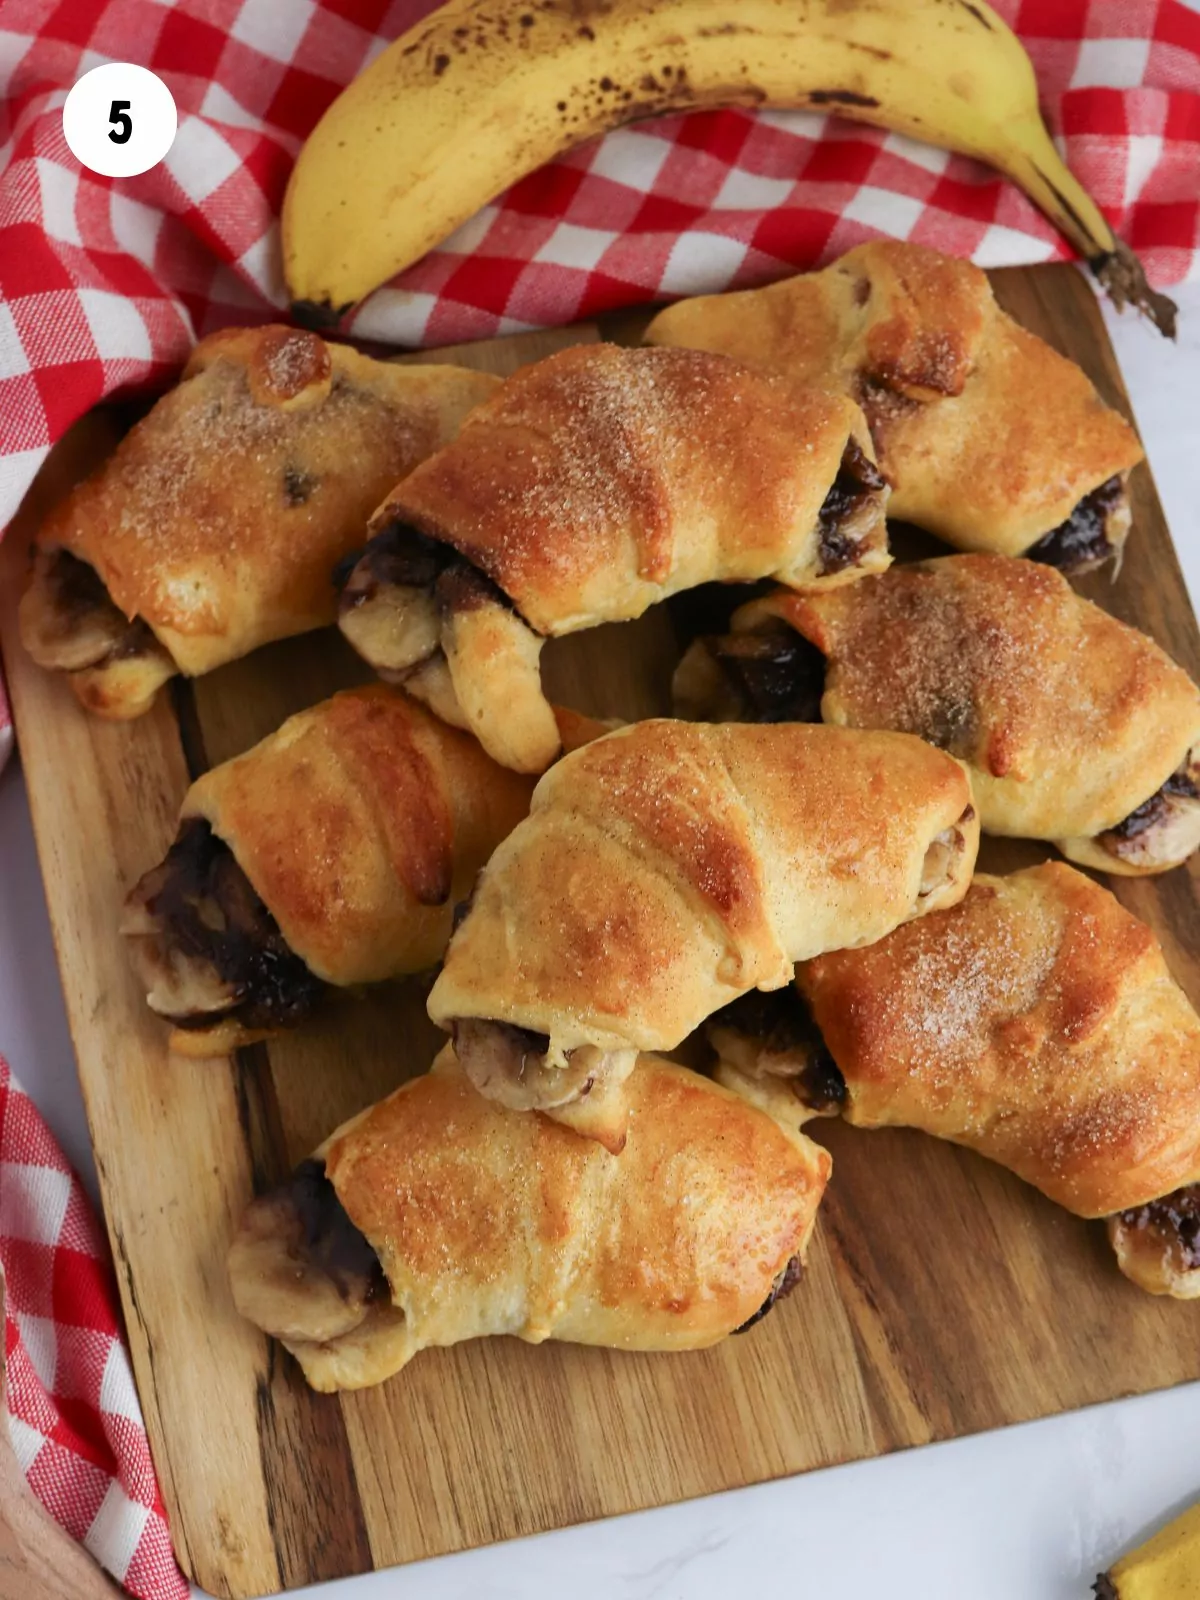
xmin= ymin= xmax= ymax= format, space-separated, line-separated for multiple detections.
xmin=283 ymin=0 xmax=1176 ymax=337
xmin=1097 ymin=1499 xmax=1200 ymax=1599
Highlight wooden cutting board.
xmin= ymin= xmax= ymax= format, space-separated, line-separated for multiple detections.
xmin=1 ymin=264 xmax=1198 ymax=1600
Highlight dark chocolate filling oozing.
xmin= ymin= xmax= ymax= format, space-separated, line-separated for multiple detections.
xmin=816 ymin=439 xmax=887 ymax=576
xmin=733 ymin=1253 xmax=805 ymax=1333
xmin=136 ymin=818 xmax=326 ymax=1031
xmin=230 ymin=1157 xmax=389 ymax=1343
xmin=30 ymin=549 xmax=162 ymax=670
xmin=1104 ymin=765 xmax=1200 ymax=844
xmin=1100 ymin=761 xmax=1200 ymax=864
xmin=1026 ymin=475 xmax=1124 ymax=573
xmin=280 ymin=1158 xmax=388 ymax=1306
xmin=1115 ymin=1183 xmax=1200 ymax=1269
xmin=282 ymin=464 xmax=318 ymax=506
xmin=433 ymin=555 xmax=518 ymax=619
xmin=335 ymin=518 xmax=529 ymax=680
xmin=706 ymin=629 xmax=827 ymax=724
xmin=334 ymin=519 xmax=454 ymax=601
xmin=109 ymin=617 xmax=164 ymax=661
xmin=711 ymin=987 xmax=847 ymax=1114
xmin=49 ymin=546 xmax=116 ymax=620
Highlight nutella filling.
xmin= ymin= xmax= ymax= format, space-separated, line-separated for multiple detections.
xmin=336 ymin=520 xmax=526 ymax=680
xmin=452 ymin=1018 xmax=636 ymax=1114
xmin=228 ymin=1158 xmax=387 ymax=1344
xmin=20 ymin=547 xmax=176 ymax=694
xmin=1098 ymin=758 xmax=1200 ymax=869
xmin=335 ymin=521 xmax=452 ymax=674
xmin=688 ymin=628 xmax=827 ymax=724
xmin=816 ymin=438 xmax=887 ymax=576
xmin=1026 ymin=475 xmax=1128 ymax=574
xmin=1113 ymin=1183 xmax=1200 ymax=1270
xmin=123 ymin=818 xmax=326 ymax=1033
xmin=733 ymin=1253 xmax=805 ymax=1333
xmin=707 ymin=987 xmax=847 ymax=1115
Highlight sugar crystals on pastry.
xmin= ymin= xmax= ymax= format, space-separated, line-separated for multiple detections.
xmin=426 ymin=718 xmax=978 ymax=1150
xmin=708 ymin=861 xmax=1200 ymax=1300
xmin=228 ymin=1045 xmax=831 ymax=1392
xmin=19 ymin=326 xmax=499 ymax=717
xmin=123 ymin=687 xmax=534 ymax=1055
xmin=336 ymin=342 xmax=889 ymax=773
xmin=646 ymin=240 xmax=1143 ymax=573
xmin=675 ymin=554 xmax=1200 ymax=876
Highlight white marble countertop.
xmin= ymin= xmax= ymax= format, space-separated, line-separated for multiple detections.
xmin=1 ymin=277 xmax=1198 ymax=1600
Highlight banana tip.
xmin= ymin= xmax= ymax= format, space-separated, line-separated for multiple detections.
xmin=290 ymin=298 xmax=354 ymax=333
xmin=1092 ymin=1576 xmax=1118 ymax=1599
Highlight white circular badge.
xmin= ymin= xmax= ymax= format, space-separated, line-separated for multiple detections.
xmin=63 ymin=63 xmax=177 ymax=178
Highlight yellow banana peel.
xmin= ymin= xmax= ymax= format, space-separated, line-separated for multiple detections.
xmin=283 ymin=0 xmax=1175 ymax=336
xmin=1098 ymin=1499 xmax=1200 ymax=1600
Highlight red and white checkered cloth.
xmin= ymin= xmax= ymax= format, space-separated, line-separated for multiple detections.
xmin=0 ymin=1054 xmax=188 ymax=1599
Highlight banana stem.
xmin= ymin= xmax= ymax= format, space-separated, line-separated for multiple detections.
xmin=997 ymin=149 xmax=1177 ymax=338
xmin=1093 ymin=242 xmax=1178 ymax=339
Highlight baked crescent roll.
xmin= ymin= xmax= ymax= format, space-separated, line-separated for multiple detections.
xmin=336 ymin=342 xmax=889 ymax=772
xmin=122 ymin=686 xmax=534 ymax=1056
xmin=227 ymin=1045 xmax=831 ymax=1392
xmin=707 ymin=862 xmax=1200 ymax=1299
xmin=645 ymin=241 xmax=1143 ymax=572
xmin=674 ymin=555 xmax=1200 ymax=876
xmin=426 ymin=719 xmax=979 ymax=1150
xmin=18 ymin=326 xmax=499 ymax=717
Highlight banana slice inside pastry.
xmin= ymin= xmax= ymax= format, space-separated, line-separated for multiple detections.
xmin=20 ymin=548 xmax=178 ymax=719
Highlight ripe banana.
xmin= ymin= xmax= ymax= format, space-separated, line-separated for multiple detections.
xmin=1096 ymin=1498 xmax=1200 ymax=1599
xmin=284 ymin=0 xmax=1175 ymax=336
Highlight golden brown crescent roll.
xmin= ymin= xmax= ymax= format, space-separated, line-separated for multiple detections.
xmin=227 ymin=1045 xmax=831 ymax=1392
xmin=426 ymin=718 xmax=978 ymax=1150
xmin=336 ymin=341 xmax=889 ymax=772
xmin=674 ymin=555 xmax=1200 ymax=876
xmin=122 ymin=686 xmax=534 ymax=1056
xmin=645 ymin=240 xmax=1143 ymax=572
xmin=707 ymin=862 xmax=1200 ymax=1299
xmin=18 ymin=325 xmax=499 ymax=717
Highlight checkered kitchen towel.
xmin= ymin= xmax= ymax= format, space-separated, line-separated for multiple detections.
xmin=0 ymin=1055 xmax=188 ymax=1599
xmin=0 ymin=0 xmax=1198 ymax=546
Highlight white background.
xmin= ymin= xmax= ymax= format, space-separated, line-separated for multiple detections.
xmin=1 ymin=280 xmax=1198 ymax=1599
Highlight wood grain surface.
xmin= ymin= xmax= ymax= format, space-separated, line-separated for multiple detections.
xmin=1 ymin=265 xmax=1198 ymax=1599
